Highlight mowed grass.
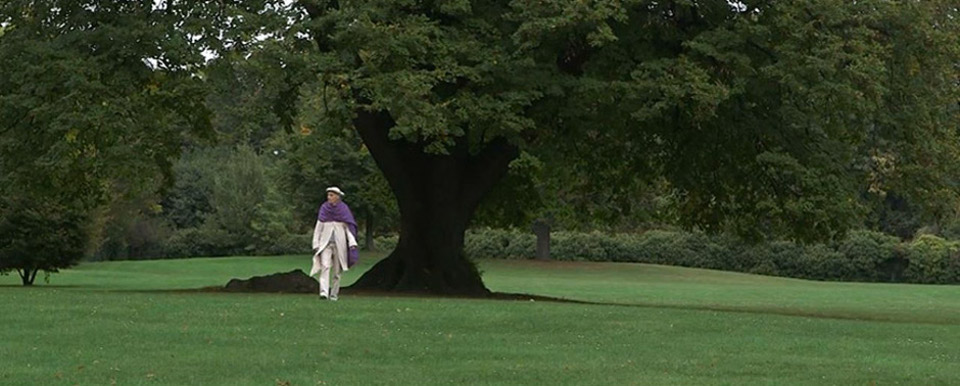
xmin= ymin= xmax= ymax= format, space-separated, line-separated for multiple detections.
xmin=1 ymin=254 xmax=959 ymax=385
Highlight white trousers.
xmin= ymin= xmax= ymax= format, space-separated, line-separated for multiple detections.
xmin=317 ymin=243 xmax=342 ymax=299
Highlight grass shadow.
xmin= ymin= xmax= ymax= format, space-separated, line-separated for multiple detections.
xmin=0 ymin=284 xmax=88 ymax=289
xmin=124 ymin=285 xmax=960 ymax=326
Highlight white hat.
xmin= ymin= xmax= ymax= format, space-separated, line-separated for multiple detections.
xmin=326 ymin=186 xmax=345 ymax=197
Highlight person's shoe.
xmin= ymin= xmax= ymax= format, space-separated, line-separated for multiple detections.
xmin=319 ymin=294 xmax=328 ymax=300
xmin=329 ymin=296 xmax=338 ymax=301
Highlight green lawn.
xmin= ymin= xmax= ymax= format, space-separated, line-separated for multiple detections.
xmin=1 ymin=254 xmax=958 ymax=385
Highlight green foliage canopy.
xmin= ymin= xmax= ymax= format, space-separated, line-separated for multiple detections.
xmin=299 ymin=0 xmax=960 ymax=241
xmin=0 ymin=0 xmax=234 ymax=279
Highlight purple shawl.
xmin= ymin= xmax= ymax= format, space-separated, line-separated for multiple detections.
xmin=318 ymin=201 xmax=359 ymax=267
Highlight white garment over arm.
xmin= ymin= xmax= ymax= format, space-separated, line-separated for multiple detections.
xmin=310 ymin=220 xmax=357 ymax=276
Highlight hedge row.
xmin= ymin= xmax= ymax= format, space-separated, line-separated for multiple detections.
xmin=153 ymin=226 xmax=959 ymax=284
xmin=161 ymin=229 xmax=313 ymax=259
xmin=379 ymin=229 xmax=960 ymax=284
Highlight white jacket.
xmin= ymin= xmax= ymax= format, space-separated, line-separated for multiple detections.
xmin=310 ymin=220 xmax=357 ymax=275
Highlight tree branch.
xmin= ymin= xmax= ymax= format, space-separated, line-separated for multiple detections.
xmin=747 ymin=39 xmax=777 ymax=63
xmin=353 ymin=109 xmax=420 ymax=199
xmin=298 ymin=0 xmax=339 ymax=52
xmin=460 ymin=138 xmax=519 ymax=213
xmin=557 ymin=38 xmax=593 ymax=76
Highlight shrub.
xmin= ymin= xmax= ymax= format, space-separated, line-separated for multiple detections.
xmin=835 ymin=230 xmax=901 ymax=282
xmin=456 ymin=227 xmax=960 ymax=285
xmin=257 ymin=232 xmax=313 ymax=256
xmin=751 ymin=241 xmax=808 ymax=278
xmin=551 ymin=231 xmax=612 ymax=261
xmin=162 ymin=227 xmax=238 ymax=258
xmin=904 ymin=235 xmax=960 ymax=284
xmin=798 ymin=244 xmax=846 ymax=281
xmin=463 ymin=228 xmax=534 ymax=259
xmin=373 ymin=235 xmax=399 ymax=252
xmin=0 ymin=198 xmax=92 ymax=285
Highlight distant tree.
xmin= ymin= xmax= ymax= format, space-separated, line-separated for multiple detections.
xmin=199 ymin=35 xmax=401 ymax=249
xmin=159 ymin=146 xmax=303 ymax=255
xmin=160 ymin=152 xmax=215 ymax=230
xmin=0 ymin=1 xmax=214 ymax=282
xmin=203 ymin=49 xmax=309 ymax=151
xmin=94 ymin=190 xmax=171 ymax=261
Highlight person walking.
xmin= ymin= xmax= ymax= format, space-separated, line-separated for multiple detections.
xmin=310 ymin=187 xmax=359 ymax=300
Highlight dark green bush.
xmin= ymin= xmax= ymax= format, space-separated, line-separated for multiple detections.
xmin=256 ymin=232 xmax=313 ymax=256
xmin=551 ymin=231 xmax=612 ymax=261
xmin=835 ymin=230 xmax=901 ymax=282
xmin=462 ymin=229 xmax=524 ymax=260
xmin=162 ymin=227 xmax=235 ymax=258
xmin=373 ymin=235 xmax=399 ymax=252
xmin=0 ymin=198 xmax=92 ymax=285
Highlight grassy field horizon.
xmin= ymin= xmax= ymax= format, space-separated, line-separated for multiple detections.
xmin=2 ymin=254 xmax=958 ymax=384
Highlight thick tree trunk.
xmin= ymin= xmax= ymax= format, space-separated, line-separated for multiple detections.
xmin=352 ymin=196 xmax=484 ymax=294
xmin=350 ymin=111 xmax=518 ymax=295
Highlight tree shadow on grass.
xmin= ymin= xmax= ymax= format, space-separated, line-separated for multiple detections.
xmin=14 ymin=268 xmax=952 ymax=326
xmin=133 ymin=285 xmax=960 ymax=327
xmin=0 ymin=284 xmax=86 ymax=289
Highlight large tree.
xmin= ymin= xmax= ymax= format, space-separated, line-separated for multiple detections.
xmin=290 ymin=0 xmax=960 ymax=295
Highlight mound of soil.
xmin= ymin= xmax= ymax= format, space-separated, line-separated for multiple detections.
xmin=223 ymin=269 xmax=318 ymax=294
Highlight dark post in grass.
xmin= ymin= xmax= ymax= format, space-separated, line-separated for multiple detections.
xmin=533 ymin=217 xmax=552 ymax=261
